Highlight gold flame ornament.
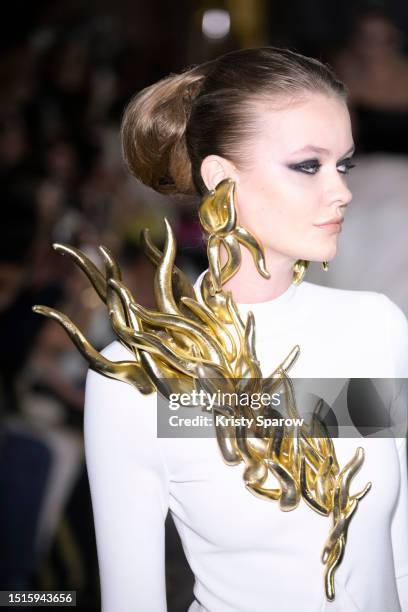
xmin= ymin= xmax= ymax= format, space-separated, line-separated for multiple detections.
xmin=32 ymin=178 xmax=371 ymax=601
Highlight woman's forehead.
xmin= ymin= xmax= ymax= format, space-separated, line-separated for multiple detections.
xmin=253 ymin=94 xmax=352 ymax=154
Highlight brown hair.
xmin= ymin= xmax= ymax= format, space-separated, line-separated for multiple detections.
xmin=121 ymin=47 xmax=347 ymax=196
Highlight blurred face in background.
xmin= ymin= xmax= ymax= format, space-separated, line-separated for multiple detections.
xmin=353 ymin=15 xmax=401 ymax=62
xmin=230 ymin=92 xmax=354 ymax=267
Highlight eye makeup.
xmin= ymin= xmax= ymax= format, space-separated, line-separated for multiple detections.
xmin=287 ymin=156 xmax=356 ymax=176
xmin=336 ymin=156 xmax=356 ymax=174
xmin=288 ymin=159 xmax=321 ymax=174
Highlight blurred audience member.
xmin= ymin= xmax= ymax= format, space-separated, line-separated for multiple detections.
xmin=0 ymin=185 xmax=62 ymax=418
xmin=21 ymin=262 xmax=114 ymax=430
xmin=334 ymin=6 xmax=408 ymax=155
xmin=0 ymin=185 xmax=58 ymax=591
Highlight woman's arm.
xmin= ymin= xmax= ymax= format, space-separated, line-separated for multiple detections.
xmin=383 ymin=295 xmax=408 ymax=609
xmin=391 ymin=437 xmax=408 ymax=611
xmin=84 ymin=340 xmax=170 ymax=612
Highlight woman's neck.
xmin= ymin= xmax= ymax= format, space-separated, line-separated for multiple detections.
xmin=219 ymin=245 xmax=295 ymax=304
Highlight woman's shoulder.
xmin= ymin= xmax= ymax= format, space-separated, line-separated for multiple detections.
xmin=84 ymin=340 xmax=158 ymax=433
xmin=99 ymin=339 xmax=137 ymax=361
xmin=302 ymin=281 xmax=406 ymax=317
xmin=83 ymin=338 xmax=167 ymax=475
xmin=301 ymin=282 xmax=408 ymax=335
xmin=301 ymin=282 xmax=408 ymax=375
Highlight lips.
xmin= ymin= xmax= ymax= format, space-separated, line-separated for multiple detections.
xmin=314 ymin=218 xmax=344 ymax=227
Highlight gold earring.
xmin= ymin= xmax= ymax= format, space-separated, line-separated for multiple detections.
xmin=292 ymin=259 xmax=309 ymax=285
xmin=198 ymin=178 xmax=270 ymax=295
xmin=292 ymin=260 xmax=329 ymax=285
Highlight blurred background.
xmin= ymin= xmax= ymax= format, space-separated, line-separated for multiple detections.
xmin=1 ymin=0 xmax=408 ymax=610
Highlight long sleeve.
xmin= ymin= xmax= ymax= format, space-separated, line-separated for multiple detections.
xmin=382 ymin=294 xmax=408 ymax=378
xmin=84 ymin=340 xmax=170 ymax=612
xmin=383 ymin=294 xmax=408 ymax=610
xmin=391 ymin=438 xmax=408 ymax=611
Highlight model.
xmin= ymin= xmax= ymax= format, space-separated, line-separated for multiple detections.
xmin=33 ymin=47 xmax=408 ymax=611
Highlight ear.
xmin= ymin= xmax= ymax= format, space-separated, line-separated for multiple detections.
xmin=200 ymin=155 xmax=237 ymax=191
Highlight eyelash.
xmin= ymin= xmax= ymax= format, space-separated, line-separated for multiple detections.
xmin=290 ymin=157 xmax=356 ymax=175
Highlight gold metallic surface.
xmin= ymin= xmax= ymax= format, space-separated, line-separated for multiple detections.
xmin=293 ymin=259 xmax=328 ymax=283
xmin=292 ymin=259 xmax=309 ymax=285
xmin=198 ymin=178 xmax=270 ymax=301
xmin=32 ymin=178 xmax=370 ymax=601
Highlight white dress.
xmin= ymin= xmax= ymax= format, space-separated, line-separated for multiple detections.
xmin=84 ymin=276 xmax=408 ymax=612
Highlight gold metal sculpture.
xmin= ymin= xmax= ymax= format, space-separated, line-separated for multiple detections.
xmin=32 ymin=178 xmax=371 ymax=601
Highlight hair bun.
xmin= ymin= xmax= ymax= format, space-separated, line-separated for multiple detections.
xmin=121 ymin=66 xmax=207 ymax=195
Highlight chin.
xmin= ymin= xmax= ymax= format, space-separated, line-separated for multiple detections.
xmin=320 ymin=238 xmax=338 ymax=261
xmin=304 ymin=246 xmax=337 ymax=263
xmin=325 ymin=244 xmax=338 ymax=261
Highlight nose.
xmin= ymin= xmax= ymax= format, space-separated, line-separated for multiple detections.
xmin=326 ymin=171 xmax=353 ymax=212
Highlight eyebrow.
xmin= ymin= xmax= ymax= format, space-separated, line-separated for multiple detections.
xmin=289 ymin=144 xmax=355 ymax=157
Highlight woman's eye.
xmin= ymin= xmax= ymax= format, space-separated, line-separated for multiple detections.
xmin=288 ymin=157 xmax=356 ymax=176
xmin=337 ymin=157 xmax=356 ymax=175
xmin=289 ymin=160 xmax=321 ymax=175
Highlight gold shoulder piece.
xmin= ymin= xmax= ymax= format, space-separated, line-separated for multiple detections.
xmin=32 ymin=179 xmax=370 ymax=601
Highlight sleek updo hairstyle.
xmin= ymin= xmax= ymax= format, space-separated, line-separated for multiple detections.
xmin=121 ymin=47 xmax=347 ymax=197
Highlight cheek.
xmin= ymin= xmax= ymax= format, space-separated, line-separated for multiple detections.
xmin=234 ymin=167 xmax=320 ymax=255
xmin=234 ymin=167 xmax=338 ymax=261
xmin=237 ymin=174 xmax=316 ymax=237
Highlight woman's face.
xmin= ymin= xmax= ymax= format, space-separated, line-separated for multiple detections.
xmin=232 ymin=93 xmax=354 ymax=266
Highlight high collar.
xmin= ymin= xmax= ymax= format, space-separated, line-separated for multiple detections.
xmin=193 ymin=269 xmax=300 ymax=324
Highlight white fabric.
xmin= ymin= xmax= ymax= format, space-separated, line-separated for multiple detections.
xmin=84 ymin=275 xmax=408 ymax=611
